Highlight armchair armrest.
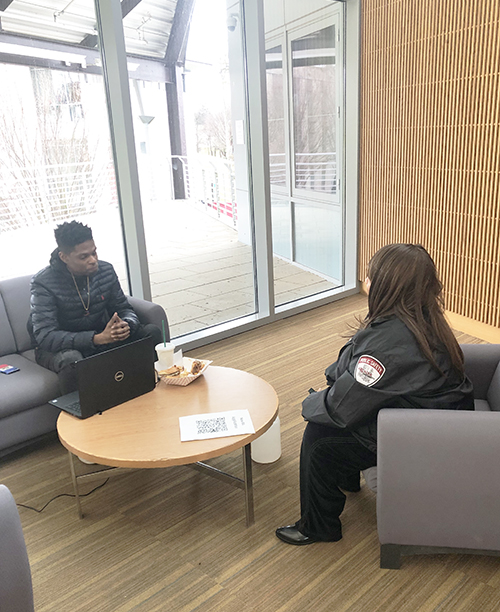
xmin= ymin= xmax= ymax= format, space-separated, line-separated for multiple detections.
xmin=461 ymin=344 xmax=500 ymax=399
xmin=128 ymin=297 xmax=170 ymax=341
xmin=377 ymin=408 xmax=500 ymax=551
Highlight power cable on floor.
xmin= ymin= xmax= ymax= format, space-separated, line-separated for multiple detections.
xmin=16 ymin=478 xmax=109 ymax=513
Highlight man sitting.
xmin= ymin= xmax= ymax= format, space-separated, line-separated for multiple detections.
xmin=29 ymin=220 xmax=162 ymax=393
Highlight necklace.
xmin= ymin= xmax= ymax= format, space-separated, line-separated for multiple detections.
xmin=71 ymin=273 xmax=90 ymax=316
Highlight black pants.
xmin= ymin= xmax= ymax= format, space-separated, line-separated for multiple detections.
xmin=36 ymin=323 xmax=163 ymax=394
xmin=297 ymin=422 xmax=377 ymax=541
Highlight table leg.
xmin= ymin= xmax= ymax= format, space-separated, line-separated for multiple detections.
xmin=243 ymin=444 xmax=254 ymax=527
xmin=68 ymin=451 xmax=83 ymax=519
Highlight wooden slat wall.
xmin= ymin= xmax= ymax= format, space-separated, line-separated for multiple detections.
xmin=359 ymin=0 xmax=500 ymax=326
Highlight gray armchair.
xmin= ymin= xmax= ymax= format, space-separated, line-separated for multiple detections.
xmin=128 ymin=296 xmax=170 ymax=342
xmin=0 ymin=485 xmax=34 ymax=611
xmin=376 ymin=344 xmax=500 ymax=569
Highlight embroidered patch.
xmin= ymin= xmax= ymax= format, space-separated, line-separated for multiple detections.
xmin=355 ymin=355 xmax=385 ymax=387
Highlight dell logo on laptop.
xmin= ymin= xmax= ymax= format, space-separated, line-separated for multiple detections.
xmin=115 ymin=371 xmax=124 ymax=382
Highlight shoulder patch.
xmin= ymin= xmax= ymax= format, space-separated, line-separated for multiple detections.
xmin=355 ymin=355 xmax=385 ymax=387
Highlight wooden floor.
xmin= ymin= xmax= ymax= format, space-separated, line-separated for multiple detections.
xmin=1 ymin=294 xmax=495 ymax=612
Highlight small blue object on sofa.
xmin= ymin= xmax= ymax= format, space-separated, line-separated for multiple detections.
xmin=0 ymin=274 xmax=169 ymax=457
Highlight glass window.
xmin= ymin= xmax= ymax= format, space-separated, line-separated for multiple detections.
xmin=271 ymin=198 xmax=291 ymax=260
xmin=267 ymin=15 xmax=344 ymax=307
xmin=127 ymin=0 xmax=256 ymax=339
xmin=0 ymin=1 xmax=126 ymax=284
xmin=292 ymin=25 xmax=337 ymax=195
xmin=294 ymin=201 xmax=342 ymax=281
xmin=266 ymin=45 xmax=286 ymax=188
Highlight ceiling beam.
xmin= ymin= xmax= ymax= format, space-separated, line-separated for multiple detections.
xmin=121 ymin=0 xmax=143 ymax=19
xmin=80 ymin=0 xmax=143 ymax=48
xmin=79 ymin=33 xmax=99 ymax=49
xmin=0 ymin=0 xmax=15 ymax=12
xmin=164 ymin=0 xmax=196 ymax=66
xmin=0 ymin=31 xmax=170 ymax=82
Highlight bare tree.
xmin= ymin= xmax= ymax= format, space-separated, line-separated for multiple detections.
xmin=194 ymin=105 xmax=233 ymax=158
xmin=293 ymin=65 xmax=337 ymax=193
xmin=0 ymin=67 xmax=113 ymax=231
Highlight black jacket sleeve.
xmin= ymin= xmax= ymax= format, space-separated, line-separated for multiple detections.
xmin=302 ymin=318 xmax=474 ymax=431
xmin=30 ymin=282 xmax=95 ymax=353
xmin=302 ymin=369 xmax=404 ymax=429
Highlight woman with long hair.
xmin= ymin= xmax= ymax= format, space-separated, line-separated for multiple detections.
xmin=276 ymin=244 xmax=474 ymax=546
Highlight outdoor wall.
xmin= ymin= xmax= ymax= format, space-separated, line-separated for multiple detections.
xmin=359 ymin=1 xmax=500 ymax=332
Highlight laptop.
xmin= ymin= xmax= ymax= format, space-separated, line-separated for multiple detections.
xmin=49 ymin=337 xmax=156 ymax=419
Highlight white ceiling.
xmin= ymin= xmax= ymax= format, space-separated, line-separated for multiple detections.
xmin=0 ymin=0 xmax=178 ymax=59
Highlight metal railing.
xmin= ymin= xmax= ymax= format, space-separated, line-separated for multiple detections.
xmin=295 ymin=153 xmax=337 ymax=193
xmin=0 ymin=161 xmax=118 ymax=232
xmin=269 ymin=152 xmax=338 ymax=193
xmin=269 ymin=153 xmax=286 ymax=186
xmin=172 ymin=154 xmax=237 ymax=228
xmin=171 ymin=152 xmax=337 ymax=226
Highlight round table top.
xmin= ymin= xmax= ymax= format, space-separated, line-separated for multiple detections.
xmin=57 ymin=366 xmax=279 ymax=468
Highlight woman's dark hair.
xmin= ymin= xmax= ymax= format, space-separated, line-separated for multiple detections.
xmin=54 ymin=221 xmax=93 ymax=253
xmin=363 ymin=243 xmax=464 ymax=375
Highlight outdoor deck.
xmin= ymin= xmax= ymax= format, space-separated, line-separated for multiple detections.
xmin=143 ymin=199 xmax=337 ymax=338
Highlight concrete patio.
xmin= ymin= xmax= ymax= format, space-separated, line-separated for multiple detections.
xmin=143 ymin=199 xmax=338 ymax=338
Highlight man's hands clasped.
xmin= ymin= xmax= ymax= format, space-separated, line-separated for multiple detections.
xmin=93 ymin=312 xmax=131 ymax=346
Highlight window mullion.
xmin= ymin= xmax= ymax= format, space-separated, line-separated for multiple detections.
xmin=241 ymin=0 xmax=274 ymax=319
xmin=94 ymin=0 xmax=151 ymax=300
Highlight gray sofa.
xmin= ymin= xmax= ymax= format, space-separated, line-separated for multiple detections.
xmin=376 ymin=343 xmax=500 ymax=568
xmin=0 ymin=274 xmax=169 ymax=457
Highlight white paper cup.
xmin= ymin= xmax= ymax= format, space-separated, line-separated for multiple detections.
xmin=156 ymin=343 xmax=175 ymax=369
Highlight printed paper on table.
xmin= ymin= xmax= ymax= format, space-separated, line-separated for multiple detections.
xmin=179 ymin=410 xmax=255 ymax=442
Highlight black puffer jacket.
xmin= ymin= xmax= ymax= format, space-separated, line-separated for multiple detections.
xmin=29 ymin=249 xmax=140 ymax=355
xmin=302 ymin=316 xmax=474 ymax=453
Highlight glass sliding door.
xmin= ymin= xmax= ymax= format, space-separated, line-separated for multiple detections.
xmin=266 ymin=43 xmax=294 ymax=298
xmin=292 ymin=25 xmax=338 ymax=197
xmin=266 ymin=8 xmax=345 ymax=308
xmin=295 ymin=201 xmax=342 ymax=281
xmin=266 ymin=45 xmax=287 ymax=188
xmin=291 ymin=22 xmax=342 ymax=283
xmin=121 ymin=0 xmax=256 ymax=339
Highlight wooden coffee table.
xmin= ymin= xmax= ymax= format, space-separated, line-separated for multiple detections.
xmin=57 ymin=366 xmax=279 ymax=526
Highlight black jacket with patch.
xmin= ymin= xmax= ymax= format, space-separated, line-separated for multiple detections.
xmin=301 ymin=316 xmax=474 ymax=453
xmin=29 ymin=249 xmax=140 ymax=356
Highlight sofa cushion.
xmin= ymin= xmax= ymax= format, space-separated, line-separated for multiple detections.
xmin=0 ymin=294 xmax=16 ymax=357
xmin=0 ymin=404 xmax=60 ymax=457
xmin=20 ymin=349 xmax=37 ymax=364
xmin=0 ymin=354 xmax=60 ymax=419
xmin=0 ymin=275 xmax=33 ymax=354
xmin=486 ymin=362 xmax=500 ymax=411
xmin=475 ymin=399 xmax=491 ymax=411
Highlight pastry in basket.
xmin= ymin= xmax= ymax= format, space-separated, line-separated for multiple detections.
xmin=160 ymin=365 xmax=183 ymax=377
xmin=160 ymin=360 xmax=206 ymax=378
xmin=190 ymin=360 xmax=204 ymax=375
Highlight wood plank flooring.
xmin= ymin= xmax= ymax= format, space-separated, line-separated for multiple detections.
xmin=1 ymin=294 xmax=495 ymax=612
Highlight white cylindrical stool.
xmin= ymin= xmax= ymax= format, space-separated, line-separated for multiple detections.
xmin=251 ymin=416 xmax=281 ymax=463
